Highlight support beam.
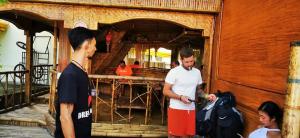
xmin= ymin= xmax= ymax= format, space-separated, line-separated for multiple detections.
xmin=202 ymin=38 xmax=213 ymax=93
xmin=282 ymin=41 xmax=300 ymax=138
xmin=49 ymin=21 xmax=58 ymax=115
xmin=25 ymin=30 xmax=33 ymax=104
xmin=171 ymin=47 xmax=179 ymax=64
xmin=58 ymin=24 xmax=71 ymax=72
xmin=148 ymin=46 xmax=150 ymax=68
xmin=135 ymin=44 xmax=141 ymax=63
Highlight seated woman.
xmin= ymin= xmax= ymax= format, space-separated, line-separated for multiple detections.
xmin=116 ymin=60 xmax=133 ymax=76
xmin=248 ymin=101 xmax=283 ymax=138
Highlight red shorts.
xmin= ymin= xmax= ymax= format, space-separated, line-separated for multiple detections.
xmin=168 ymin=107 xmax=195 ymax=136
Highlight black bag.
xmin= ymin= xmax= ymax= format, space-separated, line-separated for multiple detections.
xmin=196 ymin=91 xmax=244 ymax=138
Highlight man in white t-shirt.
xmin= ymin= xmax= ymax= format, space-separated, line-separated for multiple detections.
xmin=163 ymin=47 xmax=216 ymax=138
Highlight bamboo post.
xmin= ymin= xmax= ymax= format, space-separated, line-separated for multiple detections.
xmin=141 ymin=44 xmax=144 ymax=67
xmin=145 ymin=82 xmax=150 ymax=125
xmin=148 ymin=46 xmax=151 ymax=68
xmin=95 ymin=78 xmax=99 ymax=122
xmin=49 ymin=22 xmax=58 ymax=115
xmin=5 ymin=73 xmax=8 ymax=109
xmin=48 ymin=79 xmax=51 ymax=113
xmin=13 ymin=73 xmax=16 ymax=109
xmin=20 ymin=73 xmax=23 ymax=105
xmin=282 ymin=41 xmax=300 ymax=138
xmin=25 ymin=30 xmax=33 ymax=104
xmin=111 ymin=79 xmax=115 ymax=123
xmin=129 ymin=81 xmax=132 ymax=123
xmin=171 ymin=47 xmax=178 ymax=63
xmin=149 ymin=86 xmax=152 ymax=123
xmin=161 ymin=94 xmax=165 ymax=125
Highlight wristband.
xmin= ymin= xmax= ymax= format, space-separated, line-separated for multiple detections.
xmin=179 ymin=95 xmax=183 ymax=101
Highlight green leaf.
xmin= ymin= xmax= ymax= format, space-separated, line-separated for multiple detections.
xmin=0 ymin=0 xmax=8 ymax=4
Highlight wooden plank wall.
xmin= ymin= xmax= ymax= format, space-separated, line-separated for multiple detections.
xmin=211 ymin=0 xmax=300 ymax=136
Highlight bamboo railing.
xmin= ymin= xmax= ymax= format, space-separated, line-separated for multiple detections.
xmin=49 ymin=74 xmax=165 ymax=124
xmin=9 ymin=0 xmax=222 ymax=13
xmin=89 ymin=74 xmax=164 ymax=124
xmin=0 ymin=70 xmax=28 ymax=113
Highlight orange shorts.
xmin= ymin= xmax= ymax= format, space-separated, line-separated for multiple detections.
xmin=168 ymin=107 xmax=195 ymax=136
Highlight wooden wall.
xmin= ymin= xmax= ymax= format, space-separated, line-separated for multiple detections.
xmin=211 ymin=0 xmax=300 ymax=136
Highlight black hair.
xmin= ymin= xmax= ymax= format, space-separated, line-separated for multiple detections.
xmin=180 ymin=47 xmax=194 ymax=59
xmin=68 ymin=27 xmax=94 ymax=50
xmin=120 ymin=60 xmax=125 ymax=64
xmin=258 ymin=101 xmax=283 ymax=129
xmin=134 ymin=61 xmax=140 ymax=65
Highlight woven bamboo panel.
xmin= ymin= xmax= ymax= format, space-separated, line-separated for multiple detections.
xmin=92 ymin=123 xmax=167 ymax=137
xmin=0 ymin=2 xmax=214 ymax=36
xmin=9 ymin=0 xmax=221 ymax=13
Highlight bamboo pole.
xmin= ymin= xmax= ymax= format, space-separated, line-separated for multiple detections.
xmin=129 ymin=81 xmax=132 ymax=123
xmin=141 ymin=44 xmax=144 ymax=68
xmin=49 ymin=22 xmax=58 ymax=115
xmin=148 ymin=46 xmax=150 ymax=68
xmin=282 ymin=41 xmax=300 ymax=138
xmin=89 ymin=74 xmax=164 ymax=81
xmin=95 ymin=78 xmax=99 ymax=122
xmin=25 ymin=30 xmax=33 ymax=104
xmin=13 ymin=73 xmax=16 ymax=109
xmin=145 ymin=82 xmax=149 ymax=125
xmin=203 ymin=38 xmax=213 ymax=93
xmin=20 ymin=73 xmax=23 ymax=106
xmin=148 ymin=85 xmax=153 ymax=124
xmin=5 ymin=73 xmax=8 ymax=109
xmin=111 ymin=79 xmax=115 ymax=123
xmin=161 ymin=94 xmax=165 ymax=125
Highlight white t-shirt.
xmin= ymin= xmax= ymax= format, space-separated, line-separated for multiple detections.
xmin=248 ymin=127 xmax=280 ymax=138
xmin=165 ymin=65 xmax=202 ymax=110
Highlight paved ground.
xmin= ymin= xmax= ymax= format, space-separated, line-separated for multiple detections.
xmin=0 ymin=94 xmax=167 ymax=138
xmin=0 ymin=98 xmax=53 ymax=138
xmin=0 ymin=125 xmax=53 ymax=138
xmin=0 ymin=103 xmax=48 ymax=121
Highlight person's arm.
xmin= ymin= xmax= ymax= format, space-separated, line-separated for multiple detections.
xmin=115 ymin=67 xmax=120 ymax=75
xmin=196 ymin=84 xmax=217 ymax=101
xmin=60 ymin=103 xmax=75 ymax=138
xmin=163 ymin=83 xmax=191 ymax=104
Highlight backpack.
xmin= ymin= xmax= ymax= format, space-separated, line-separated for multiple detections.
xmin=196 ymin=91 xmax=244 ymax=138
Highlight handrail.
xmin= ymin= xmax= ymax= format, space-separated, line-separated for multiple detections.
xmin=89 ymin=74 xmax=164 ymax=81
xmin=0 ymin=70 xmax=28 ymax=74
xmin=0 ymin=70 xmax=27 ymax=113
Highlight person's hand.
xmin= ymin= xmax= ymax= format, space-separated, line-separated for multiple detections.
xmin=207 ymin=94 xmax=217 ymax=101
xmin=180 ymin=95 xmax=191 ymax=104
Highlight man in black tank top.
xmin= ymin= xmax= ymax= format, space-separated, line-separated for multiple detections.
xmin=55 ymin=27 xmax=96 ymax=138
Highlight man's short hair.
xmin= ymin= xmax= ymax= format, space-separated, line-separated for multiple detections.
xmin=134 ymin=61 xmax=140 ymax=65
xmin=180 ymin=47 xmax=194 ymax=59
xmin=120 ymin=60 xmax=126 ymax=64
xmin=68 ymin=27 xmax=94 ymax=50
